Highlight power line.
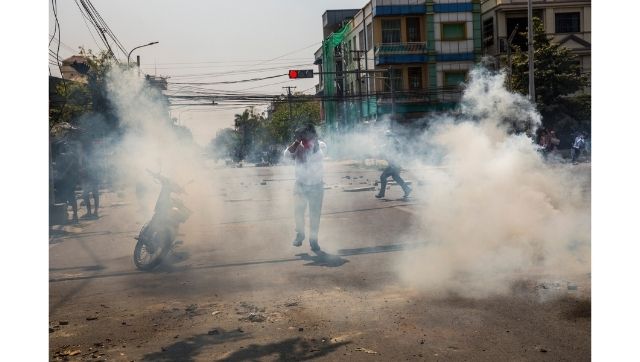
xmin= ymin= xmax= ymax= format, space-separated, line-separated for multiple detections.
xmin=152 ymin=63 xmax=313 ymax=79
xmin=169 ymin=73 xmax=288 ymax=85
xmin=73 ymin=0 xmax=105 ymax=53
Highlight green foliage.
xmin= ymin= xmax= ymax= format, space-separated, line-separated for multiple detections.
xmin=267 ymin=94 xmax=321 ymax=145
xmin=208 ymin=96 xmax=321 ymax=163
xmin=509 ymin=17 xmax=590 ymax=140
xmin=49 ymin=48 xmax=115 ymax=129
xmin=510 ymin=18 xmax=589 ymax=107
xmin=209 ymin=128 xmax=240 ymax=161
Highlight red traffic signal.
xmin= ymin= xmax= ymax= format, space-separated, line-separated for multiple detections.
xmin=288 ymin=69 xmax=313 ymax=79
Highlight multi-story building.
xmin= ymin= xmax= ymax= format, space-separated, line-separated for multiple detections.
xmin=481 ymin=0 xmax=591 ymax=77
xmin=315 ymin=0 xmax=483 ymax=130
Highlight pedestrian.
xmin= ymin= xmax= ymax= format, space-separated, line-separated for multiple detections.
xmin=571 ymin=132 xmax=586 ymax=164
xmin=284 ymin=124 xmax=327 ymax=252
xmin=55 ymin=143 xmax=80 ymax=223
xmin=80 ymin=141 xmax=100 ymax=218
xmin=375 ymin=130 xmax=412 ymax=199
xmin=538 ymin=128 xmax=551 ymax=158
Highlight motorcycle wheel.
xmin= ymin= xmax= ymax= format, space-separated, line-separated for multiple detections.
xmin=133 ymin=228 xmax=171 ymax=271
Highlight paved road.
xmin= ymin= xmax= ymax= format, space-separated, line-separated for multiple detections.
xmin=50 ymin=161 xmax=591 ymax=361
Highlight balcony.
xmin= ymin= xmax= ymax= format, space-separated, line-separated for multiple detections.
xmin=374 ymin=42 xmax=429 ymax=65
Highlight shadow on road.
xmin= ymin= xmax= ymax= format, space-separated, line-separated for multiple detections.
xmin=217 ymin=337 xmax=351 ymax=362
xmin=140 ymin=328 xmax=250 ymax=362
xmin=336 ymin=241 xmax=428 ymax=256
xmin=49 ymin=241 xmax=429 ymax=283
xmin=296 ymin=251 xmax=349 ymax=267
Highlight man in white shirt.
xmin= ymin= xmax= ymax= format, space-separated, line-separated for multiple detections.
xmin=284 ymin=124 xmax=327 ymax=252
xmin=571 ymin=132 xmax=586 ymax=164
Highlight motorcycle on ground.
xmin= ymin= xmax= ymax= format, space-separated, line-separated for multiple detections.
xmin=133 ymin=170 xmax=191 ymax=271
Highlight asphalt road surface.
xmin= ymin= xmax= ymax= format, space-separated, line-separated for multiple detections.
xmin=50 ymin=161 xmax=591 ymax=361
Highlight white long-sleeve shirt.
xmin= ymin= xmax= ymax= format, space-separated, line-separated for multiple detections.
xmin=283 ymin=141 xmax=327 ymax=186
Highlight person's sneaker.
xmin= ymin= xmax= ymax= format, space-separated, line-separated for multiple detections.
xmin=309 ymin=239 xmax=321 ymax=252
xmin=403 ymin=186 xmax=412 ymax=198
xmin=292 ymin=232 xmax=304 ymax=247
xmin=374 ymin=193 xmax=384 ymax=199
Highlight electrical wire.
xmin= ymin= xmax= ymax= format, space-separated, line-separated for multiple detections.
xmin=169 ymin=73 xmax=288 ymax=85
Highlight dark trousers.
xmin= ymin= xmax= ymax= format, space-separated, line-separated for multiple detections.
xmin=82 ymin=180 xmax=99 ymax=214
xmin=378 ymin=165 xmax=409 ymax=197
xmin=294 ymin=183 xmax=324 ymax=240
xmin=571 ymin=148 xmax=581 ymax=163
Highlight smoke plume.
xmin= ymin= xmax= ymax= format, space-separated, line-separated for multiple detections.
xmin=394 ymin=67 xmax=590 ymax=297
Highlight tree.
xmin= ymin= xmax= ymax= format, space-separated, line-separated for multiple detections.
xmin=233 ymin=107 xmax=265 ymax=161
xmin=266 ymin=94 xmax=321 ymax=145
xmin=49 ymin=48 xmax=115 ymax=129
xmin=509 ymin=17 xmax=590 ymax=143
xmin=209 ymin=128 xmax=240 ymax=161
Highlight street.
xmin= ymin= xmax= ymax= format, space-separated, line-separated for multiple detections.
xmin=49 ymin=161 xmax=591 ymax=361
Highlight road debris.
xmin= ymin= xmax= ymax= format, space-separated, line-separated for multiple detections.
xmin=59 ymin=320 xmax=69 ymax=326
xmin=240 ymin=312 xmax=267 ymax=323
xmin=355 ymin=347 xmax=378 ymax=354
xmin=211 ymin=310 xmax=222 ymax=316
xmin=207 ymin=329 xmax=220 ymax=335
xmin=86 ymin=316 xmax=98 ymax=321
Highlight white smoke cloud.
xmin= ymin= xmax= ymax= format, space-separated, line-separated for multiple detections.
xmin=394 ymin=67 xmax=590 ymax=297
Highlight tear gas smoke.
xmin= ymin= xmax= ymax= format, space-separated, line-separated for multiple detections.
xmin=88 ymin=65 xmax=588 ymax=300
xmin=392 ymin=67 xmax=590 ymax=297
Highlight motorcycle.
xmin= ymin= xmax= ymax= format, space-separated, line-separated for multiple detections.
xmin=133 ymin=170 xmax=191 ymax=271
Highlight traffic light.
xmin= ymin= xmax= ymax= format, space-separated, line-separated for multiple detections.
xmin=288 ymin=69 xmax=314 ymax=79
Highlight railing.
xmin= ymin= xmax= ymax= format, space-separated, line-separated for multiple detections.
xmin=374 ymin=42 xmax=429 ymax=56
xmin=497 ymin=31 xmax=591 ymax=53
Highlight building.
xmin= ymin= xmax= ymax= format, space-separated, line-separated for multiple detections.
xmin=60 ymin=55 xmax=90 ymax=83
xmin=480 ymin=0 xmax=591 ymax=77
xmin=315 ymin=0 xmax=483 ymax=130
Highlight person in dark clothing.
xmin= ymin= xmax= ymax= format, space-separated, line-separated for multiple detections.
xmin=55 ymin=145 xmax=80 ymax=223
xmin=80 ymin=142 xmax=100 ymax=218
xmin=375 ymin=131 xmax=412 ymax=199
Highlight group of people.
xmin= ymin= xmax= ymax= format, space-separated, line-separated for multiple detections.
xmin=283 ymin=125 xmax=411 ymax=253
xmin=538 ymin=128 xmax=589 ymax=164
xmin=54 ymin=141 xmax=101 ymax=224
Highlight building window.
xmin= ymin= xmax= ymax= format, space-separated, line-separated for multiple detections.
xmin=406 ymin=17 xmax=421 ymax=42
xmin=382 ymin=19 xmax=401 ymax=43
xmin=441 ymin=22 xmax=466 ymax=41
xmin=358 ymin=30 xmax=365 ymax=51
xmin=384 ymin=68 xmax=403 ymax=92
xmin=483 ymin=17 xmax=494 ymax=47
xmin=408 ymin=67 xmax=422 ymax=90
xmin=443 ymin=71 xmax=467 ymax=87
xmin=367 ymin=23 xmax=373 ymax=49
xmin=555 ymin=12 xmax=580 ymax=33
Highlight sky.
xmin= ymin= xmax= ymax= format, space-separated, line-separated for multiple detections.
xmin=49 ymin=0 xmax=367 ymax=145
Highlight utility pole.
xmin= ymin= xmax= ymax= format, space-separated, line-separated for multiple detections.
xmin=527 ymin=0 xmax=535 ymax=103
xmin=506 ymin=24 xmax=519 ymax=91
xmin=283 ymin=86 xmax=297 ymax=126
xmin=388 ymin=67 xmax=396 ymax=117
xmin=350 ymin=50 xmax=367 ymax=122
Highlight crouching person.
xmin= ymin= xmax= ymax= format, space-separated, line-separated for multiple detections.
xmin=284 ymin=124 xmax=327 ymax=252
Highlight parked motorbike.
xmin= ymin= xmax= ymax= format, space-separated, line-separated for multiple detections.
xmin=133 ymin=170 xmax=191 ymax=271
